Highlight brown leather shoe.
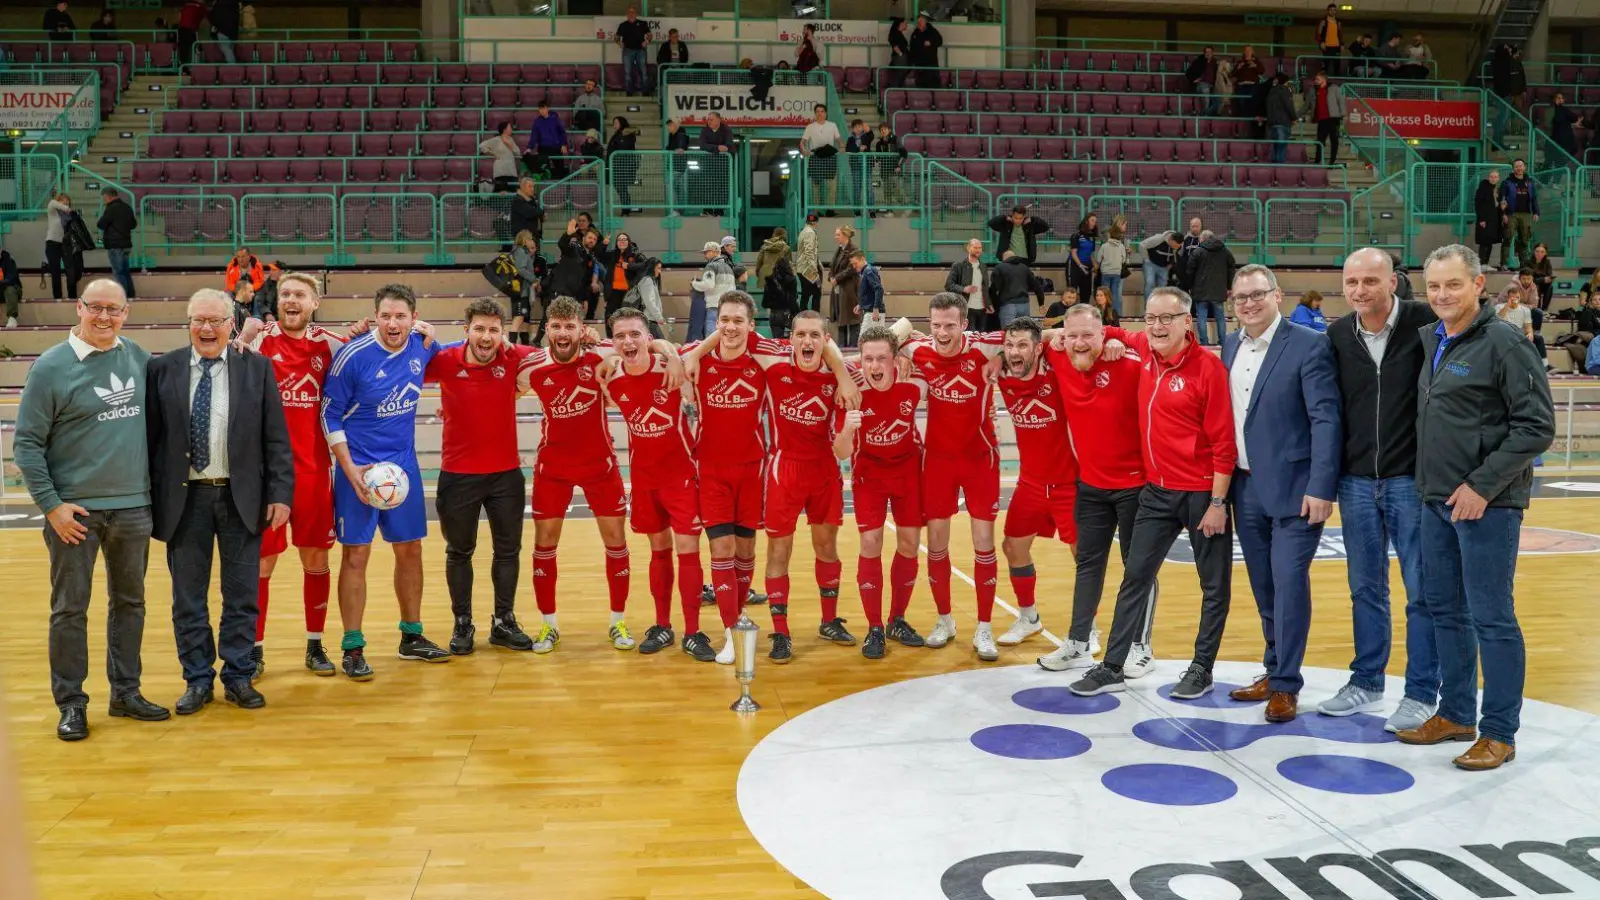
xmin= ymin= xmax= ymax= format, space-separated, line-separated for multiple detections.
xmin=1229 ymin=676 xmax=1271 ymax=702
xmin=1265 ymin=691 xmax=1298 ymax=723
xmin=1453 ymin=738 xmax=1516 ymax=771
xmin=1395 ymin=715 xmax=1477 ymax=745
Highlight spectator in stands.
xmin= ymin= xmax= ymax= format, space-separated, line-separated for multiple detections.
xmin=1038 ymin=288 xmax=1078 ymax=327
xmin=96 ymin=188 xmax=137 ymax=300
xmin=1305 ymin=71 xmax=1344 ymax=166
xmin=802 ymin=104 xmax=842 ymax=214
xmin=758 ymin=231 xmax=797 ymax=337
xmin=1528 ymin=243 xmax=1555 ymax=309
xmin=796 ymin=23 xmax=821 ymax=74
xmin=1401 ymin=32 xmax=1432 ymax=78
xmin=797 ymin=214 xmax=822 ymax=314
xmin=1 ymin=249 xmax=19 ymax=328
xmin=551 ymin=219 xmax=599 ymax=318
xmin=606 ymin=116 xmax=640 ymax=215
xmin=1474 ymin=168 xmax=1505 ymax=269
xmin=479 ymin=121 xmax=522 ymax=193
xmin=1550 ymin=93 xmax=1581 ymax=160
xmin=254 ymin=261 xmax=283 ymax=322
xmin=1186 ymin=47 xmax=1220 ymax=116
xmin=632 ymin=258 xmax=667 ymax=339
xmin=946 ymin=238 xmax=992 ymax=331
xmin=577 ymin=129 xmax=605 ymax=162
xmin=1316 ymin=5 xmax=1344 ymax=76
xmin=851 ymin=251 xmax=886 ymax=329
xmin=1141 ymin=229 xmax=1181 ymax=298
xmin=991 ymin=251 xmax=1047 ymax=328
xmin=1556 ymin=285 xmax=1600 ymax=373
xmin=988 ymin=205 xmax=1049 ymax=266
xmin=1091 ymin=286 xmax=1120 ymax=326
xmin=1579 ymin=269 xmax=1600 ymax=309
xmin=754 ymin=227 xmax=791 ymax=292
xmin=508 ymin=176 xmax=543 ymax=252
xmin=507 ymin=229 xmax=541 ymax=345
xmin=1587 ymin=334 xmax=1600 ymax=377
xmin=699 ymin=112 xmax=733 ymax=216
xmin=526 ymin=101 xmax=570 ymax=179
xmin=176 ymin=0 xmax=207 ymax=66
xmin=1292 ymin=289 xmax=1328 ymax=332
xmin=1215 ymin=59 xmax=1236 ymax=116
xmin=1175 ymin=217 xmax=1203 ymax=292
xmin=1391 ymin=254 xmax=1414 ymax=302
xmin=1490 ymin=44 xmax=1527 ymax=143
xmin=657 ymin=27 xmax=689 ymax=72
xmin=719 ymin=235 xmax=748 ymax=287
xmin=1066 ymin=214 xmax=1097 ymax=307
xmin=1498 ymin=158 xmax=1539 ymax=269
xmin=43 ymin=192 xmax=73 ymax=301
xmin=600 ymin=232 xmax=645 ymax=328
xmin=210 ymin=0 xmax=241 ymax=64
xmin=829 ymin=226 xmax=861 ymax=346
xmin=225 ymin=247 xmax=264 ymax=296
xmin=1185 ymin=229 xmax=1236 ymax=345
xmin=1093 ymin=217 xmax=1130 ymax=316
xmin=1495 ymin=284 xmax=1535 ymax=344
xmin=844 ymin=119 xmax=875 ymax=211
xmin=615 ymin=7 xmax=652 ymax=97
xmin=908 ymin=13 xmax=944 ymax=90
xmin=88 ymin=8 xmax=116 ymax=41
xmin=1265 ymin=73 xmax=1297 ymax=164
xmin=887 ymin=18 xmax=911 ymax=89
xmin=686 ymin=241 xmax=719 ymax=342
xmin=873 ymin=122 xmax=906 ymax=210
xmin=1347 ymin=34 xmax=1377 ymax=78
xmin=573 ymin=79 xmax=605 ymax=133
xmin=44 ymin=1 xmax=75 ymax=41
xmin=1233 ymin=46 xmax=1264 ymax=120
xmin=1376 ymin=35 xmax=1406 ymax=79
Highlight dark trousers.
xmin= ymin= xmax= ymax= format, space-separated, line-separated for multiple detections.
xmin=1068 ymin=264 xmax=1094 ymax=308
xmin=1232 ymin=468 xmax=1321 ymax=694
xmin=1476 ymin=241 xmax=1502 ymax=267
xmin=914 ymin=65 xmax=938 ymax=89
xmin=769 ymin=308 xmax=793 ymax=338
xmin=45 ymin=505 xmax=153 ymax=710
xmin=1103 ymin=485 xmax=1232 ymax=672
xmin=967 ymin=307 xmax=988 ymax=332
xmin=603 ymin=286 xmax=628 ymax=332
xmin=178 ymin=27 xmax=199 ymax=65
xmin=436 ymin=468 xmax=526 ymax=620
xmin=3 ymin=284 xmax=19 ymax=320
xmin=45 ymin=240 xmax=74 ymax=300
xmin=1068 ymin=482 xmax=1150 ymax=645
xmin=799 ymin=275 xmax=821 ymax=313
xmin=1315 ymin=117 xmax=1341 ymax=164
xmin=167 ymin=485 xmax=261 ymax=689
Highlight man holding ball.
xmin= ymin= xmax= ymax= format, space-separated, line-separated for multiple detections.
xmin=321 ymin=284 xmax=448 ymax=679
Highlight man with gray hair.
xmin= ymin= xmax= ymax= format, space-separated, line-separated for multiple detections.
xmin=1396 ymin=244 xmax=1552 ymax=771
xmin=14 ymin=279 xmax=168 ymax=740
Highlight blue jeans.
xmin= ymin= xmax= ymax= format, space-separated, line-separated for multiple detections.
xmin=1100 ymin=273 xmax=1124 ymax=317
xmin=1270 ymin=124 xmax=1291 ymax=164
xmin=1142 ymin=260 xmax=1168 ymax=298
xmin=217 ymin=32 xmax=237 ymax=64
xmin=686 ymin=292 xmax=708 ymax=342
xmin=1337 ymin=474 xmax=1438 ymax=701
xmin=1420 ymin=501 xmax=1525 ymax=745
xmin=106 ymin=247 xmax=136 ymax=298
xmin=622 ymin=48 xmax=647 ymax=94
xmin=1193 ymin=300 xmax=1222 ymax=345
xmin=1197 ymin=82 xmax=1219 ymax=116
xmin=997 ymin=300 xmax=1031 ymax=327
xmin=702 ymin=305 xmax=719 ymax=337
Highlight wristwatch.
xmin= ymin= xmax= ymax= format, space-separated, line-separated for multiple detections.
xmin=1209 ymin=496 xmax=1227 ymax=508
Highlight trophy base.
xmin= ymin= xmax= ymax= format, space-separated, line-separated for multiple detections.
xmin=731 ymin=693 xmax=761 ymax=713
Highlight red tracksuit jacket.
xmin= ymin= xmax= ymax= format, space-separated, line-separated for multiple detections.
xmin=1107 ymin=327 xmax=1237 ymax=492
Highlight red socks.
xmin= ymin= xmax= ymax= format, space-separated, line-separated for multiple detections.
xmin=677 ymin=552 xmax=703 ymax=634
xmin=974 ymin=549 xmax=998 ymax=624
xmin=767 ymin=575 xmax=790 ymax=635
xmin=734 ymin=556 xmax=755 ymax=601
xmin=1010 ymin=563 xmax=1037 ymax=611
xmin=858 ymin=555 xmax=884 ymax=628
xmin=711 ymin=556 xmax=740 ymax=629
xmin=649 ymin=548 xmax=673 ymax=628
xmin=304 ymin=568 xmax=330 ymax=635
xmin=532 ymin=544 xmax=559 ymax=615
xmin=928 ymin=548 xmax=953 ymax=616
xmin=890 ymin=552 xmax=919 ymax=621
xmin=816 ymin=558 xmax=842 ymax=622
xmin=256 ymin=577 xmax=270 ymax=643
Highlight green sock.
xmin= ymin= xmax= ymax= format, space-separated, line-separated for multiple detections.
xmin=341 ymin=630 xmax=365 ymax=652
xmin=399 ymin=620 xmax=424 ymax=635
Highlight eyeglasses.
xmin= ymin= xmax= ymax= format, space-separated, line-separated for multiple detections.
xmin=189 ymin=316 xmax=232 ymax=329
xmin=81 ymin=303 xmax=128 ymax=318
xmin=1232 ymin=289 xmax=1275 ymax=306
xmin=1143 ymin=313 xmax=1187 ymax=326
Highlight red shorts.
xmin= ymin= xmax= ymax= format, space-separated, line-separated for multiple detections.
xmin=853 ymin=462 xmax=924 ymax=531
xmin=261 ymin=468 xmax=335 ymax=557
xmin=699 ymin=460 xmax=764 ymax=533
xmin=1004 ymin=479 xmax=1078 ymax=544
xmin=923 ymin=449 xmax=1001 ymax=521
xmin=532 ymin=464 xmax=627 ymax=520
xmin=764 ymin=456 xmax=844 ymax=538
xmin=631 ymin=477 xmax=703 ymax=536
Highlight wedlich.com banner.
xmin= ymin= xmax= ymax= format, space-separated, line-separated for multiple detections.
xmin=1345 ymin=99 xmax=1481 ymax=141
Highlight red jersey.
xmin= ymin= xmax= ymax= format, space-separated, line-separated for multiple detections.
xmin=1043 ymin=345 xmax=1146 ymax=490
xmin=997 ymin=357 xmax=1078 ymax=488
xmin=765 ymin=354 xmax=842 ymax=464
xmin=904 ymin=332 xmax=1004 ymax=457
xmin=517 ymin=342 xmax=618 ymax=479
xmin=683 ymin=333 xmax=788 ymax=468
xmin=425 ymin=343 xmax=532 ymax=475
xmin=842 ymin=372 xmax=926 ymax=471
xmin=252 ymin=322 xmax=346 ymax=473
xmin=606 ymin=355 xmax=697 ymax=490
xmin=1106 ymin=328 xmax=1237 ymax=492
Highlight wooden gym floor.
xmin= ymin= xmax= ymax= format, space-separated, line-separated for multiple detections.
xmin=3 ymin=490 xmax=1600 ymax=900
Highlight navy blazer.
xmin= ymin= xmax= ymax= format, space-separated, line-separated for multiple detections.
xmin=1222 ymin=318 xmax=1342 ymax=518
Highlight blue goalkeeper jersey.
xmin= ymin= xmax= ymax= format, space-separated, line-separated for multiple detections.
xmin=322 ymin=331 xmax=440 ymax=466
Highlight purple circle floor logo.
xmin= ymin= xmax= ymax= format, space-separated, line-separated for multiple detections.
xmin=738 ymin=661 xmax=1600 ymax=900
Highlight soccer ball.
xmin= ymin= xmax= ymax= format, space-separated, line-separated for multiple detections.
xmin=362 ymin=462 xmax=410 ymax=510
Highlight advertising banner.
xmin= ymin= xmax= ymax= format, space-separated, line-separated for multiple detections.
xmin=665 ymin=82 xmax=828 ymax=127
xmin=1345 ymin=99 xmax=1481 ymax=141
xmin=0 ymin=85 xmax=97 ymax=132
xmin=775 ymin=19 xmax=887 ymax=46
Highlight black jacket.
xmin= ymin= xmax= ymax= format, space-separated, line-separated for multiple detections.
xmin=548 ymin=230 xmax=596 ymax=299
xmin=1474 ymin=179 xmax=1503 ymax=245
xmin=699 ymin=123 xmax=733 ymax=153
xmin=1327 ymin=298 xmax=1438 ymax=478
xmin=600 ymin=246 xmax=647 ymax=290
xmin=944 ymin=258 xmax=990 ymax=303
xmin=209 ymin=0 xmax=241 ymax=39
xmin=987 ymin=215 xmax=1049 ymax=264
xmin=1265 ymin=83 xmax=1297 ymax=127
xmin=96 ymin=198 xmax=138 ymax=250
xmin=0 ymin=250 xmax=18 ymax=287
xmin=988 ymin=257 xmax=1046 ymax=307
xmin=763 ymin=256 xmax=798 ymax=313
xmin=509 ymin=193 xmax=543 ymax=242
xmin=607 ymin=128 xmax=638 ymax=156
xmin=1416 ymin=302 xmax=1554 ymax=508
xmin=1184 ymin=237 xmax=1235 ymax=303
xmin=146 ymin=348 xmax=294 ymax=542
xmin=44 ymin=8 xmax=75 ymax=38
xmin=656 ymin=40 xmax=689 ymax=65
xmin=908 ymin=23 xmax=943 ymax=66
xmin=665 ymin=128 xmax=691 ymax=152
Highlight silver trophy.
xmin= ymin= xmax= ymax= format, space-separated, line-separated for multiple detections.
xmin=730 ymin=613 xmax=761 ymax=713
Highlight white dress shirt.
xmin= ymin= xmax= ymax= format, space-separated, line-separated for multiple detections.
xmin=189 ymin=348 xmax=230 ymax=480
xmin=1229 ymin=313 xmax=1281 ymax=472
xmin=1357 ymin=297 xmax=1401 ymax=364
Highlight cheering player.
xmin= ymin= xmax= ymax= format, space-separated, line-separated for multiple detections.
xmin=834 ymin=325 xmax=928 ymax=660
xmin=248 ymin=273 xmax=347 ymax=678
xmin=321 ymin=284 xmax=449 ymax=679
xmin=900 ymin=292 xmax=1006 ymax=658
xmin=425 ymin=298 xmax=535 ymax=655
xmin=601 ymin=308 xmax=715 ymax=661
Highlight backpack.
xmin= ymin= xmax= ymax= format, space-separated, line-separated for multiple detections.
xmin=481 ymin=252 xmax=522 ymax=296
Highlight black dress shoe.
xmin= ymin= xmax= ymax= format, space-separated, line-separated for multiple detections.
xmin=176 ymin=684 xmax=214 ymax=716
xmin=108 ymin=693 xmax=171 ymax=721
xmin=57 ymin=708 xmax=88 ymax=742
xmin=224 ymin=683 xmax=266 ymax=709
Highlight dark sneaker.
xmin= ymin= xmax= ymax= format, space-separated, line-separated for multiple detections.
xmin=862 ymin=626 xmax=887 ymax=660
xmin=746 ymin=589 xmax=768 ymax=606
xmin=489 ymin=615 xmax=534 ymax=651
xmin=305 ymin=640 xmax=335 ymax=676
xmin=700 ymin=584 xmax=716 ymax=606
xmin=1170 ymin=663 xmax=1214 ymax=700
xmin=887 ymin=616 xmax=925 ymax=647
xmin=638 ymin=624 xmax=676 ymax=655
xmin=1069 ymin=664 xmax=1127 ymax=697
xmin=682 ymin=631 xmax=717 ymax=662
xmin=398 ymin=633 xmax=452 ymax=663
xmin=250 ymin=644 xmax=266 ymax=683
xmin=818 ymin=617 xmax=857 ymax=645
xmin=449 ymin=615 xmax=476 ymax=655
xmin=342 ymin=649 xmax=374 ymax=681
xmin=768 ymin=632 xmax=793 ymax=664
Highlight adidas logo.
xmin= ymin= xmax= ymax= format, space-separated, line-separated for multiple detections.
xmin=533 ymin=567 xmax=546 ymax=576
xmin=860 ymin=582 xmax=877 ymax=590
xmin=544 ymin=377 xmax=555 ymax=386
xmin=93 ymin=372 xmax=136 ymax=406
xmin=983 ymin=577 xmax=997 ymax=586
xmin=614 ymin=568 xmax=630 ymax=577
xmin=271 ymin=353 xmax=284 ymax=361
xmin=456 ymin=369 xmax=468 ymax=378
xmin=376 ymin=369 xmax=386 ymax=379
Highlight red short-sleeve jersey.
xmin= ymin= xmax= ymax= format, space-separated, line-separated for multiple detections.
xmin=841 ymin=372 xmax=926 ymax=472
xmin=606 ymin=354 xmax=697 ymax=490
xmin=252 ymin=322 xmax=347 ymax=473
xmin=997 ymin=357 xmax=1078 ymax=487
xmin=764 ymin=353 xmax=842 ymax=464
xmin=517 ymin=342 xmax=618 ymax=478
xmin=683 ymin=333 xmax=788 ymax=468
xmin=425 ymin=342 xmax=533 ymax=475
xmin=903 ymin=331 xmax=1004 ymax=457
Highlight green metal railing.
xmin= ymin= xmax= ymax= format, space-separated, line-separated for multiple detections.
xmin=902 ymin=134 xmax=1327 ymax=168
xmin=1351 ymin=170 xmax=1409 ymax=262
xmin=1263 ymin=196 xmax=1350 ymax=264
xmin=792 ymin=153 xmax=921 ymax=257
xmin=922 ymin=161 xmax=994 ymax=260
xmin=602 ymin=150 xmax=734 ymax=261
xmin=1034 ymin=36 xmax=1321 ymax=57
